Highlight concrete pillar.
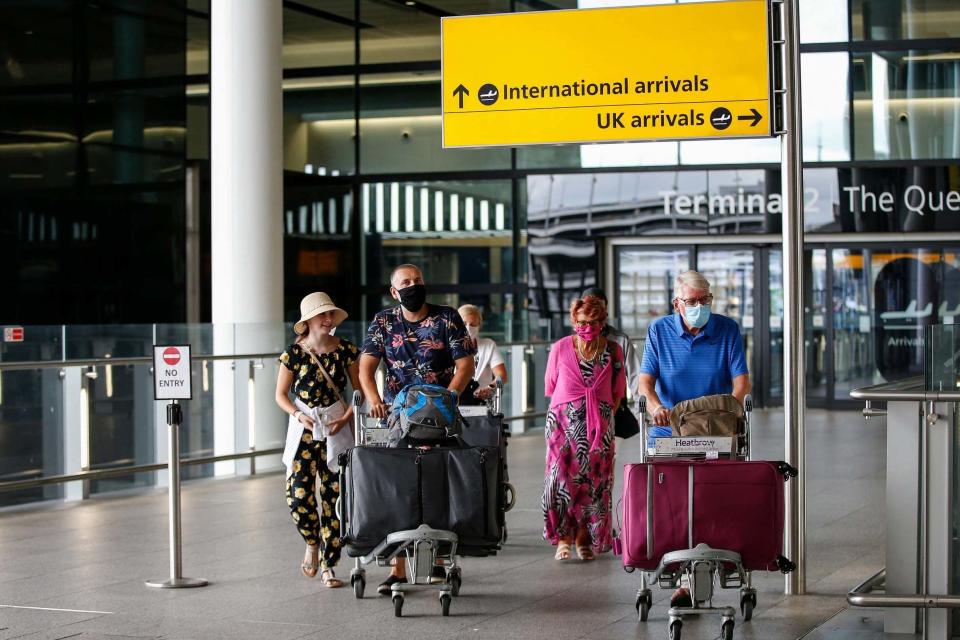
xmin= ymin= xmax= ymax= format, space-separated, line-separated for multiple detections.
xmin=210 ymin=1 xmax=284 ymax=475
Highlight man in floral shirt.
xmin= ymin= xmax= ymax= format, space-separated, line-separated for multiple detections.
xmin=359 ymin=263 xmax=476 ymax=595
xmin=360 ymin=263 xmax=476 ymax=419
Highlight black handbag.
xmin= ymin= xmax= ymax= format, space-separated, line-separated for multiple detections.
xmin=610 ymin=343 xmax=639 ymax=439
xmin=614 ymin=398 xmax=640 ymax=439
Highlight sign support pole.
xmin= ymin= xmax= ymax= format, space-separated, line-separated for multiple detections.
xmin=780 ymin=0 xmax=806 ymax=596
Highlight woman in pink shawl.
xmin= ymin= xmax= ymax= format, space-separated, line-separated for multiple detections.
xmin=543 ymin=297 xmax=626 ymax=561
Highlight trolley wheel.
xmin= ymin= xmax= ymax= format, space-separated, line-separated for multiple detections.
xmin=740 ymin=593 xmax=756 ymax=621
xmin=669 ymin=620 xmax=682 ymax=640
xmin=634 ymin=593 xmax=650 ymax=622
xmin=351 ymin=574 xmax=365 ymax=599
xmin=446 ymin=570 xmax=462 ymax=597
xmin=393 ymin=594 xmax=404 ymax=617
xmin=501 ymin=525 xmax=508 ymax=544
xmin=721 ymin=620 xmax=735 ymax=640
xmin=440 ymin=593 xmax=452 ymax=617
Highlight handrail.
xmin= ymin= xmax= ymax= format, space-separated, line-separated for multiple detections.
xmin=850 ymin=377 xmax=960 ymax=402
xmin=0 ymin=352 xmax=278 ymax=372
xmin=0 ymin=340 xmax=565 ymax=372
xmin=848 ymin=568 xmax=960 ymax=609
xmin=0 ymin=447 xmax=284 ymax=493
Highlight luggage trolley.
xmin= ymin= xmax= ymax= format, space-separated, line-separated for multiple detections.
xmin=339 ymin=390 xmax=461 ymax=617
xmin=632 ymin=394 xmax=755 ymax=640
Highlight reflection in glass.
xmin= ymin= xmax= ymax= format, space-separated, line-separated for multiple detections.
xmin=832 ymin=249 xmax=873 ymax=398
xmin=360 ymin=1 xmax=509 ymax=65
xmin=801 ymin=53 xmax=850 ymax=161
xmin=807 ymin=249 xmax=829 ymax=397
xmin=852 ymin=0 xmax=960 ymax=40
xmin=361 ymin=178 xmax=513 ymax=290
xmin=616 ymin=248 xmax=690 ymax=338
xmin=283 ymin=1 xmax=355 ymax=69
xmin=853 ymin=51 xmax=960 ymax=160
xmin=284 ymin=76 xmax=355 ymax=176
xmin=803 ymin=168 xmax=842 ymax=232
xmin=358 ymin=75 xmax=509 ymax=173
xmin=697 ymin=249 xmax=754 ymax=382
xmin=769 ymin=249 xmax=784 ymax=398
xmin=800 ymin=0 xmax=849 ymax=43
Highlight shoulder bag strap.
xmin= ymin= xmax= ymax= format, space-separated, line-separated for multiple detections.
xmin=303 ymin=346 xmax=349 ymax=412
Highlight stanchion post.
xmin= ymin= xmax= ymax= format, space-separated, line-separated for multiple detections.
xmin=147 ymin=345 xmax=206 ymax=589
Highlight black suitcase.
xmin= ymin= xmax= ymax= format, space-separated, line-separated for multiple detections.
xmin=460 ymin=411 xmax=510 ymax=483
xmin=341 ymin=445 xmax=504 ymax=557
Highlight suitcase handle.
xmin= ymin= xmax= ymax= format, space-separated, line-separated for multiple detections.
xmin=502 ymin=482 xmax=517 ymax=512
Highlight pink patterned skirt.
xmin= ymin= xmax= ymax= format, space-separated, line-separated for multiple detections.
xmin=541 ymin=398 xmax=616 ymax=552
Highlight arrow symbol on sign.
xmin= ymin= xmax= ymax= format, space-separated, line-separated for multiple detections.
xmin=737 ymin=108 xmax=763 ymax=127
xmin=452 ymin=84 xmax=469 ymax=109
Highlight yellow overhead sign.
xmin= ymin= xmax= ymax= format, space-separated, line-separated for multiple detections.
xmin=441 ymin=1 xmax=774 ymax=148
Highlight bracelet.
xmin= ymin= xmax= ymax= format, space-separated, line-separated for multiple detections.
xmin=293 ymin=410 xmax=303 ymax=420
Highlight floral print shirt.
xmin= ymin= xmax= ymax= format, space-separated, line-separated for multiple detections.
xmin=279 ymin=339 xmax=360 ymax=409
xmin=360 ymin=304 xmax=475 ymax=405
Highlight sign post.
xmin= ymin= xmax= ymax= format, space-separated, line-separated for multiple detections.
xmin=146 ymin=345 xmax=207 ymax=589
xmin=779 ymin=0 xmax=807 ymax=596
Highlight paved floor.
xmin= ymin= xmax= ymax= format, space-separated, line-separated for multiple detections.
xmin=0 ymin=408 xmax=886 ymax=640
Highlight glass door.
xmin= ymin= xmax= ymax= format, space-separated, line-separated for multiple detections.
xmin=696 ymin=248 xmax=756 ymax=386
xmin=614 ymin=248 xmax=691 ymax=339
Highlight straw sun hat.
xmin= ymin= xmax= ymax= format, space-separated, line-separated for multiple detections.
xmin=294 ymin=292 xmax=348 ymax=335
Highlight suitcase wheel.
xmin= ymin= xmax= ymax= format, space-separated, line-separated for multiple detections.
xmin=440 ymin=592 xmax=452 ymax=616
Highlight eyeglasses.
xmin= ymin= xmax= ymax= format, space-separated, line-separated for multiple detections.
xmin=574 ymin=320 xmax=601 ymax=328
xmin=677 ymin=294 xmax=714 ymax=307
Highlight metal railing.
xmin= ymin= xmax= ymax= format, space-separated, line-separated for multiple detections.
xmin=848 ymin=376 xmax=960 ymax=637
xmin=0 ymin=342 xmax=554 ymax=497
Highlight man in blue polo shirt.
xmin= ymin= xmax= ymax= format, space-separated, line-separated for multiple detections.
xmin=638 ymin=269 xmax=751 ymax=437
xmin=638 ymin=269 xmax=751 ymax=609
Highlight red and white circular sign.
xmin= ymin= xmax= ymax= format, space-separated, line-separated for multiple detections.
xmin=162 ymin=347 xmax=181 ymax=366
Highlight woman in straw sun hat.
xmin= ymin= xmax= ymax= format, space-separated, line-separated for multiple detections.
xmin=275 ymin=292 xmax=361 ymax=588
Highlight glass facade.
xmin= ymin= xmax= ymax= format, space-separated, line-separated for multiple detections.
xmin=1 ymin=1 xmax=959 ymax=409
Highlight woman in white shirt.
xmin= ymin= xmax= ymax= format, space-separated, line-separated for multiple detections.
xmin=458 ymin=304 xmax=508 ymax=401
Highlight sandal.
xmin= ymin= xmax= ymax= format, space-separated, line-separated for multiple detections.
xmin=301 ymin=546 xmax=319 ymax=578
xmin=320 ymin=568 xmax=343 ymax=588
xmin=554 ymin=541 xmax=572 ymax=560
xmin=576 ymin=545 xmax=595 ymax=561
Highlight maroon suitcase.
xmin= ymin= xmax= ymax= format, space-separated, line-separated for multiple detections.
xmin=618 ymin=459 xmax=794 ymax=572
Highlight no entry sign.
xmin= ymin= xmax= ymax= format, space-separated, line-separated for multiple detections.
xmin=153 ymin=344 xmax=192 ymax=401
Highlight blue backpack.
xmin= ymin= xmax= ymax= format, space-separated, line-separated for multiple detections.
xmin=387 ymin=384 xmax=464 ymax=446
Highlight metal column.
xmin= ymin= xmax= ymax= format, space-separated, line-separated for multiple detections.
xmin=780 ymin=0 xmax=807 ymax=595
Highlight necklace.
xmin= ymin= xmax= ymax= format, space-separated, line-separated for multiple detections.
xmin=575 ymin=337 xmax=600 ymax=362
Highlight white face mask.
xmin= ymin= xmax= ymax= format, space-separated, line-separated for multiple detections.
xmin=466 ymin=326 xmax=480 ymax=340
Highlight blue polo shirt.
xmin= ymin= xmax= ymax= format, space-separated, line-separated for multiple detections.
xmin=640 ymin=312 xmax=749 ymax=410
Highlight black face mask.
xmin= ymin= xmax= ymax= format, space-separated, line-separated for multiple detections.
xmin=395 ymin=284 xmax=427 ymax=313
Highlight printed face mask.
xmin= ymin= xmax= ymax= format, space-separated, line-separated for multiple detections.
xmin=395 ymin=284 xmax=427 ymax=313
xmin=684 ymin=303 xmax=711 ymax=329
xmin=575 ymin=323 xmax=601 ymax=342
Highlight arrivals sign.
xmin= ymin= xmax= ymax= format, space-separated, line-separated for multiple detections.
xmin=441 ymin=1 xmax=774 ymax=148
xmin=153 ymin=345 xmax=192 ymax=401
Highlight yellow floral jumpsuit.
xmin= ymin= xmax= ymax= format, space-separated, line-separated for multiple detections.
xmin=280 ymin=340 xmax=359 ymax=570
